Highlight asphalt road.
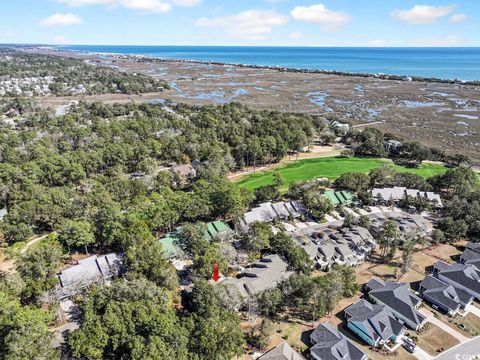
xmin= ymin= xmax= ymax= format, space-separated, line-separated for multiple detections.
xmin=434 ymin=337 xmax=480 ymax=360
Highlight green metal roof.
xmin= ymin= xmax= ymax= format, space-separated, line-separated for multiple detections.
xmin=324 ymin=190 xmax=354 ymax=205
xmin=212 ymin=221 xmax=232 ymax=234
xmin=207 ymin=222 xmax=217 ymax=238
xmin=159 ymin=234 xmax=180 ymax=258
xmin=324 ymin=191 xmax=340 ymax=205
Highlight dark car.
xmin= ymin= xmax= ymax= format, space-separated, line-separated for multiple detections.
xmin=403 ymin=336 xmax=417 ymax=348
xmin=402 ymin=343 xmax=415 ymax=353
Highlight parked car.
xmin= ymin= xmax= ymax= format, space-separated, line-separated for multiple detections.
xmin=402 ymin=343 xmax=415 ymax=353
xmin=403 ymin=337 xmax=416 ymax=348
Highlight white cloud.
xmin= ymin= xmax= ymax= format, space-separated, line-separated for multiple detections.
xmin=413 ymin=35 xmax=464 ymax=46
xmin=196 ymin=10 xmax=288 ymax=40
xmin=41 ymin=13 xmax=83 ymax=27
xmin=121 ymin=0 xmax=171 ymax=13
xmin=53 ymin=35 xmax=69 ymax=44
xmin=5 ymin=30 xmax=15 ymax=38
xmin=367 ymin=39 xmax=387 ymax=47
xmin=171 ymin=0 xmax=202 ymax=6
xmin=449 ymin=14 xmax=468 ymax=24
xmin=57 ymin=0 xmax=192 ymax=11
xmin=56 ymin=0 xmax=116 ymax=5
xmin=392 ymin=5 xmax=456 ymax=24
xmin=288 ymin=31 xmax=304 ymax=40
xmin=291 ymin=4 xmax=351 ymax=32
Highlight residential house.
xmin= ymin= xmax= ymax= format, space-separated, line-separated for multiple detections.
xmin=460 ymin=242 xmax=480 ymax=268
xmin=206 ymin=220 xmax=234 ymax=240
xmin=369 ymin=213 xmax=433 ymax=240
xmin=222 ymin=254 xmax=292 ymax=298
xmin=432 ymin=261 xmax=480 ymax=300
xmin=159 ymin=231 xmax=185 ymax=259
xmin=365 ymin=278 xmax=426 ymax=330
xmin=57 ymin=253 xmax=122 ymax=299
xmin=371 ymin=187 xmax=443 ymax=208
xmin=344 ymin=299 xmax=406 ymax=347
xmin=309 ymin=323 xmax=367 ymax=360
xmin=419 ymin=275 xmax=473 ymax=316
xmin=240 ymin=201 xmax=305 ymax=228
xmin=170 ymin=163 xmax=197 ymax=180
xmin=340 ymin=226 xmax=376 ymax=255
xmin=385 ymin=139 xmax=403 ymax=153
xmin=258 ymin=342 xmax=305 ymax=360
xmin=303 ymin=226 xmax=374 ymax=271
xmin=160 ymin=221 xmax=232 ymax=259
xmin=324 ymin=190 xmax=355 ymax=206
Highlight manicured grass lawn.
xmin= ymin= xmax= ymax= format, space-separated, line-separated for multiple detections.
xmin=236 ymin=157 xmax=448 ymax=192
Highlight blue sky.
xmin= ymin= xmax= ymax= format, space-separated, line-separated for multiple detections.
xmin=1 ymin=0 xmax=478 ymax=46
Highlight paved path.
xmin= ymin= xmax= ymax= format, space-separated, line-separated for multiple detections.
xmin=20 ymin=233 xmax=51 ymax=254
xmin=420 ymin=309 xmax=470 ymax=343
xmin=466 ymin=304 xmax=480 ymax=318
xmin=434 ymin=336 xmax=480 ymax=360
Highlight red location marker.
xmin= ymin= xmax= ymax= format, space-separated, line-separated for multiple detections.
xmin=212 ymin=263 xmax=220 ymax=282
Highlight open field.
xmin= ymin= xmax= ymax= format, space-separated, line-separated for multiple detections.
xmin=358 ymin=244 xmax=460 ymax=284
xmin=414 ymin=323 xmax=460 ymax=356
xmin=235 ymin=157 xmax=448 ymax=192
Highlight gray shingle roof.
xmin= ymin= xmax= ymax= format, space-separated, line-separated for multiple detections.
xmin=366 ymin=277 xmax=426 ymax=328
xmin=420 ymin=275 xmax=472 ymax=312
xmin=242 ymin=201 xmax=305 ymax=227
xmin=259 ymin=342 xmax=305 ymax=360
xmin=345 ymin=299 xmax=405 ymax=344
xmin=58 ymin=253 xmax=122 ymax=297
xmin=461 ymin=243 xmax=480 ymax=266
xmin=434 ymin=261 xmax=480 ymax=295
xmin=310 ymin=323 xmax=366 ymax=360
xmin=223 ymin=254 xmax=292 ymax=297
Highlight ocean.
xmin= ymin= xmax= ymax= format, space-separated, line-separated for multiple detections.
xmin=57 ymin=45 xmax=480 ymax=81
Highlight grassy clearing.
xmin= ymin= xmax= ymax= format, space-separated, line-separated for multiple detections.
xmin=235 ymin=157 xmax=448 ymax=192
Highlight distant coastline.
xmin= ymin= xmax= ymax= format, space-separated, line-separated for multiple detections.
xmin=26 ymin=45 xmax=477 ymax=86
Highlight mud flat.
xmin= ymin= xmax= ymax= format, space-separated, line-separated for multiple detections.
xmin=27 ymin=48 xmax=480 ymax=163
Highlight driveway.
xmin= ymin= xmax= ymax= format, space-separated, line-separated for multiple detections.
xmin=414 ymin=346 xmax=435 ymax=360
xmin=434 ymin=336 xmax=480 ymax=360
xmin=465 ymin=304 xmax=480 ymax=318
xmin=420 ymin=309 xmax=470 ymax=343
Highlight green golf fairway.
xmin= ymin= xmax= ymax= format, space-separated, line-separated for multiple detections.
xmin=235 ymin=157 xmax=448 ymax=192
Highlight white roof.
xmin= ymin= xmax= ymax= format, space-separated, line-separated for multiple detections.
xmin=406 ymin=189 xmax=420 ymax=197
xmin=58 ymin=253 xmax=121 ymax=290
xmin=272 ymin=202 xmax=291 ymax=218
